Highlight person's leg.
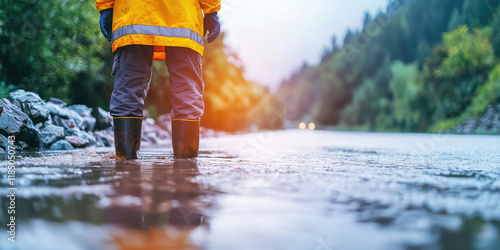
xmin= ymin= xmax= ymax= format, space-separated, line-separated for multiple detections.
xmin=165 ymin=47 xmax=204 ymax=120
xmin=164 ymin=46 xmax=204 ymax=158
xmin=111 ymin=45 xmax=154 ymax=159
xmin=111 ymin=45 xmax=155 ymax=117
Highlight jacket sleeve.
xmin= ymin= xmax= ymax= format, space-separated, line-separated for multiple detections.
xmin=199 ymin=0 xmax=221 ymax=14
xmin=95 ymin=0 xmax=114 ymax=12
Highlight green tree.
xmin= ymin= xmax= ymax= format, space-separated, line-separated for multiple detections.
xmin=426 ymin=26 xmax=495 ymax=119
xmin=490 ymin=6 xmax=500 ymax=57
xmin=278 ymin=0 xmax=500 ymax=133
xmin=465 ymin=63 xmax=500 ymax=116
xmin=436 ymin=26 xmax=494 ymax=77
xmin=0 ymin=0 xmax=110 ymax=103
xmin=389 ymin=61 xmax=429 ymax=131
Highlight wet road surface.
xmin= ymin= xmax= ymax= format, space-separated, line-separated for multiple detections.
xmin=1 ymin=130 xmax=500 ymax=250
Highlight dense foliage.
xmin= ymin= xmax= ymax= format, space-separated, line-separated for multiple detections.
xmin=0 ymin=0 xmax=112 ymax=106
xmin=278 ymin=0 xmax=500 ymax=132
xmin=0 ymin=0 xmax=282 ymax=132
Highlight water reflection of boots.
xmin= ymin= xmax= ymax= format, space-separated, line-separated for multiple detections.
xmin=104 ymin=159 xmax=206 ymax=248
xmin=170 ymin=159 xmax=204 ymax=225
xmin=113 ymin=117 xmax=142 ymax=160
xmin=172 ymin=120 xmax=200 ymax=159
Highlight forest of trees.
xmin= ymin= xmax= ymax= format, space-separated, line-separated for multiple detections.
xmin=0 ymin=0 xmax=283 ymax=132
xmin=278 ymin=0 xmax=500 ymax=133
xmin=3 ymin=0 xmax=499 ymax=134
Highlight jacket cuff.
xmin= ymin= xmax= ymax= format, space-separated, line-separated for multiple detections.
xmin=96 ymin=3 xmax=114 ymax=13
xmin=202 ymin=5 xmax=221 ymax=15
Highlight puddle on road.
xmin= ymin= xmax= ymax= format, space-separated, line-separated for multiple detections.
xmin=0 ymin=130 xmax=499 ymax=249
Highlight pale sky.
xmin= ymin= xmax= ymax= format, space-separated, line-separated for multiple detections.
xmin=219 ymin=0 xmax=390 ymax=90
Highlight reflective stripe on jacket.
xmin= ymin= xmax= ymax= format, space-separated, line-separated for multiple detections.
xmin=95 ymin=0 xmax=221 ymax=60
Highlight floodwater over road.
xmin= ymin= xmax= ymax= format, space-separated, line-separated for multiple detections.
xmin=1 ymin=130 xmax=499 ymax=250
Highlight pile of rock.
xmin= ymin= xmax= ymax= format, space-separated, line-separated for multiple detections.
xmin=453 ymin=104 xmax=500 ymax=134
xmin=0 ymin=90 xmax=173 ymax=151
xmin=141 ymin=115 xmax=172 ymax=146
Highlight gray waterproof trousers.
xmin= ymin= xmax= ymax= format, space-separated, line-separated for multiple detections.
xmin=110 ymin=45 xmax=204 ymax=120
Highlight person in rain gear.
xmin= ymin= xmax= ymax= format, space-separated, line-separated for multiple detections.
xmin=95 ymin=0 xmax=221 ymax=159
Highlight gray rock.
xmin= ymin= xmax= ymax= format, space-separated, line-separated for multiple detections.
xmin=80 ymin=131 xmax=97 ymax=146
xmin=45 ymin=115 xmax=53 ymax=125
xmin=144 ymin=118 xmax=155 ymax=127
xmin=68 ymin=104 xmax=92 ymax=117
xmin=451 ymin=104 xmax=500 ymax=134
xmin=142 ymin=118 xmax=155 ymax=135
xmin=82 ymin=117 xmax=96 ymax=132
xmin=92 ymin=107 xmax=113 ymax=130
xmin=40 ymin=125 xmax=65 ymax=147
xmin=51 ymin=115 xmax=65 ymax=128
xmin=94 ymin=128 xmax=114 ymax=147
xmin=65 ymin=105 xmax=95 ymax=131
xmin=0 ymin=98 xmax=30 ymax=135
xmin=17 ymin=119 xmax=42 ymax=149
xmin=48 ymin=97 xmax=67 ymax=107
xmin=67 ymin=109 xmax=84 ymax=130
xmin=8 ymin=90 xmax=49 ymax=123
xmin=0 ymin=134 xmax=9 ymax=150
xmin=0 ymin=135 xmax=24 ymax=151
xmin=27 ymin=103 xmax=49 ymax=124
xmin=157 ymin=129 xmax=170 ymax=139
xmin=459 ymin=119 xmax=476 ymax=134
xmin=52 ymin=116 xmax=78 ymax=132
xmin=141 ymin=117 xmax=172 ymax=144
xmin=156 ymin=114 xmax=172 ymax=134
xmin=53 ymin=115 xmax=93 ymax=142
xmin=50 ymin=140 xmax=74 ymax=150
xmin=492 ymin=110 xmax=500 ymax=134
xmin=62 ymin=122 xmax=82 ymax=137
xmin=148 ymin=132 xmax=159 ymax=144
xmin=477 ymin=106 xmax=494 ymax=132
xmin=15 ymin=141 xmax=29 ymax=150
xmin=46 ymin=102 xmax=84 ymax=129
xmin=65 ymin=136 xmax=90 ymax=148
xmin=54 ymin=120 xmax=96 ymax=146
xmin=4 ymin=94 xmax=21 ymax=109
xmin=35 ymin=122 xmax=44 ymax=129
xmin=476 ymin=105 xmax=500 ymax=134
xmin=45 ymin=102 xmax=70 ymax=118
xmin=0 ymin=98 xmax=41 ymax=149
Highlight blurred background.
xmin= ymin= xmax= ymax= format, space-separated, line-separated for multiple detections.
xmin=1 ymin=0 xmax=499 ymax=134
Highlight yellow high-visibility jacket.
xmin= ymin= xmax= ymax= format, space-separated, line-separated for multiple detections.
xmin=95 ymin=0 xmax=220 ymax=60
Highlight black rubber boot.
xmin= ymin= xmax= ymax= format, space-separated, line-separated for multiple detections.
xmin=172 ymin=120 xmax=200 ymax=159
xmin=113 ymin=117 xmax=142 ymax=160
